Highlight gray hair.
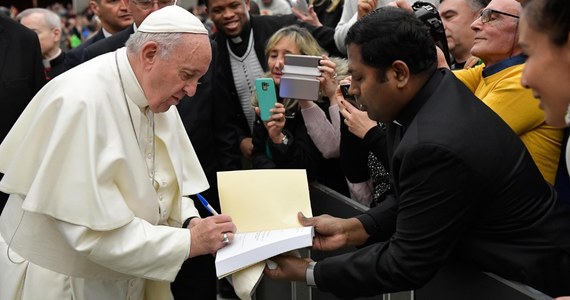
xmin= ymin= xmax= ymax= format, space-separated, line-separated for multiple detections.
xmin=17 ymin=8 xmax=61 ymax=30
xmin=125 ymin=32 xmax=184 ymax=59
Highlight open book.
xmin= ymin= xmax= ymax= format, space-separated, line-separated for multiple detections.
xmin=215 ymin=169 xmax=314 ymax=297
xmin=215 ymin=226 xmax=314 ymax=278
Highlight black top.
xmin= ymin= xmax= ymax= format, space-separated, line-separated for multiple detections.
xmin=46 ymin=51 xmax=66 ymax=80
xmin=0 ymin=14 xmax=46 ymax=211
xmin=64 ymin=29 xmax=106 ymax=70
xmin=82 ymin=25 xmax=135 ymax=63
xmin=316 ymin=69 xmax=570 ymax=298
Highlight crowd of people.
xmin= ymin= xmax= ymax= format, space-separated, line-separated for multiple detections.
xmin=0 ymin=0 xmax=569 ymax=299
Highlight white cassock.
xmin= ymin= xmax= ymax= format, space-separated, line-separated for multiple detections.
xmin=0 ymin=48 xmax=209 ymax=300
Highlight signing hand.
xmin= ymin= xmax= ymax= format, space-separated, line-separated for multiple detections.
xmin=188 ymin=215 xmax=236 ymax=257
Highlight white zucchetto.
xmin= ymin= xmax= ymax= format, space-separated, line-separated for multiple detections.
xmin=137 ymin=5 xmax=208 ymax=35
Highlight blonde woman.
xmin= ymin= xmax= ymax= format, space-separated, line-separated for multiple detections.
xmin=251 ymin=25 xmax=349 ymax=195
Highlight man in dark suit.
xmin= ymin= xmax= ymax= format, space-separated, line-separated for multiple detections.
xmin=265 ymin=7 xmax=570 ymax=298
xmin=82 ymin=0 xmax=173 ymax=63
xmin=64 ymin=0 xmax=133 ymax=70
xmin=206 ymin=0 xmax=340 ymax=171
xmin=173 ymin=38 xmax=224 ymax=300
xmin=0 ymin=14 xmax=45 ymax=211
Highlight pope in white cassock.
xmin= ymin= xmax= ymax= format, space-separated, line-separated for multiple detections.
xmin=0 ymin=5 xmax=236 ymax=300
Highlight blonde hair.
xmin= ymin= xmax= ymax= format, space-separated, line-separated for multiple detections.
xmin=252 ymin=26 xmax=348 ymax=110
xmin=263 ymin=25 xmax=326 ymax=59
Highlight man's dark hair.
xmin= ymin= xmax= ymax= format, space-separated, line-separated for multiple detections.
xmin=439 ymin=0 xmax=490 ymax=11
xmin=523 ymin=0 xmax=570 ymax=47
xmin=346 ymin=7 xmax=437 ymax=77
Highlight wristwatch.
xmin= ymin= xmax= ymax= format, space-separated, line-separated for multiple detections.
xmin=281 ymin=133 xmax=289 ymax=145
xmin=306 ymin=261 xmax=317 ymax=287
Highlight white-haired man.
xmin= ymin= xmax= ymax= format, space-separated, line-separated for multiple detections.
xmin=0 ymin=6 xmax=236 ymax=300
xmin=18 ymin=8 xmax=65 ymax=80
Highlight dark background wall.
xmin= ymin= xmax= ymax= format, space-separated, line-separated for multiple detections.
xmin=0 ymin=0 xmax=73 ymax=11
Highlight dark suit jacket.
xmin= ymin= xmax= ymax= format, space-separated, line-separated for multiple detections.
xmin=173 ymin=39 xmax=220 ymax=300
xmin=315 ymin=69 xmax=570 ymax=298
xmin=0 ymin=15 xmax=46 ymax=211
xmin=82 ymin=25 xmax=134 ymax=62
xmin=213 ymin=14 xmax=339 ymax=170
xmin=64 ymin=29 xmax=106 ymax=70
xmin=46 ymin=50 xmax=66 ymax=80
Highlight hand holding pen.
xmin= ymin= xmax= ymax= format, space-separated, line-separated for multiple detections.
xmin=187 ymin=193 xmax=236 ymax=257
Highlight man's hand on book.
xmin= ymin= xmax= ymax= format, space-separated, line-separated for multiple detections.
xmin=264 ymin=255 xmax=312 ymax=282
xmin=188 ymin=214 xmax=236 ymax=257
xmin=298 ymin=212 xmax=369 ymax=250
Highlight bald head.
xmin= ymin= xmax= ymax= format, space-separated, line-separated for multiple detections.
xmin=469 ymin=0 xmax=522 ymax=66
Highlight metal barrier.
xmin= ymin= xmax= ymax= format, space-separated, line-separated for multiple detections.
xmin=252 ymin=183 xmax=551 ymax=300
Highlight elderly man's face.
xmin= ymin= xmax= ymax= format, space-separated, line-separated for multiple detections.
xmin=20 ymin=12 xmax=61 ymax=59
xmin=143 ymin=34 xmax=212 ymax=113
xmin=470 ymin=0 xmax=521 ymax=66
xmin=207 ymin=0 xmax=250 ymax=37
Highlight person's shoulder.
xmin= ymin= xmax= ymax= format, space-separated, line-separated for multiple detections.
xmin=84 ymin=27 xmax=132 ymax=60
xmin=251 ymin=14 xmax=296 ymax=27
xmin=81 ymin=29 xmax=106 ymax=48
xmin=0 ymin=14 xmax=37 ymax=41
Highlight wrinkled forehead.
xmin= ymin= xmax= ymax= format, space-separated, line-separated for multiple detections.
xmin=486 ymin=0 xmax=522 ymax=16
xmin=178 ymin=35 xmax=212 ymax=69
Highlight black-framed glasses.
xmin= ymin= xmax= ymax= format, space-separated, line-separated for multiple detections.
xmin=132 ymin=0 xmax=177 ymax=10
xmin=478 ymin=8 xmax=519 ymax=24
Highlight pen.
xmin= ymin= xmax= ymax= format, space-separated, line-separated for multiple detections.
xmin=197 ymin=193 xmax=219 ymax=215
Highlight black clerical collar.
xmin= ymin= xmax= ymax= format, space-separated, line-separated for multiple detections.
xmin=482 ymin=54 xmax=527 ymax=78
xmin=393 ymin=68 xmax=444 ymax=129
xmin=227 ymin=22 xmax=251 ymax=57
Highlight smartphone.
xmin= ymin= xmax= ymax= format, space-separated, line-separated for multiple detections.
xmin=282 ymin=54 xmax=321 ymax=76
xmin=340 ymin=83 xmax=355 ymax=101
xmin=340 ymin=83 xmax=363 ymax=110
xmin=291 ymin=0 xmax=309 ymax=15
xmin=255 ymin=78 xmax=278 ymax=121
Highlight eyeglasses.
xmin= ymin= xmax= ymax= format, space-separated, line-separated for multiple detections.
xmin=132 ymin=0 xmax=177 ymax=10
xmin=478 ymin=8 xmax=520 ymax=24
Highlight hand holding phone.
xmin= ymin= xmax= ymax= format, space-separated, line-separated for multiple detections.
xmin=256 ymin=78 xmax=278 ymax=121
xmin=340 ymin=83 xmax=364 ymax=110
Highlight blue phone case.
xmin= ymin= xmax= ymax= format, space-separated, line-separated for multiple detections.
xmin=255 ymin=78 xmax=278 ymax=121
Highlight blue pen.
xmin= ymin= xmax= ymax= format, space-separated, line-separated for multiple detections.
xmin=197 ymin=193 xmax=219 ymax=215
